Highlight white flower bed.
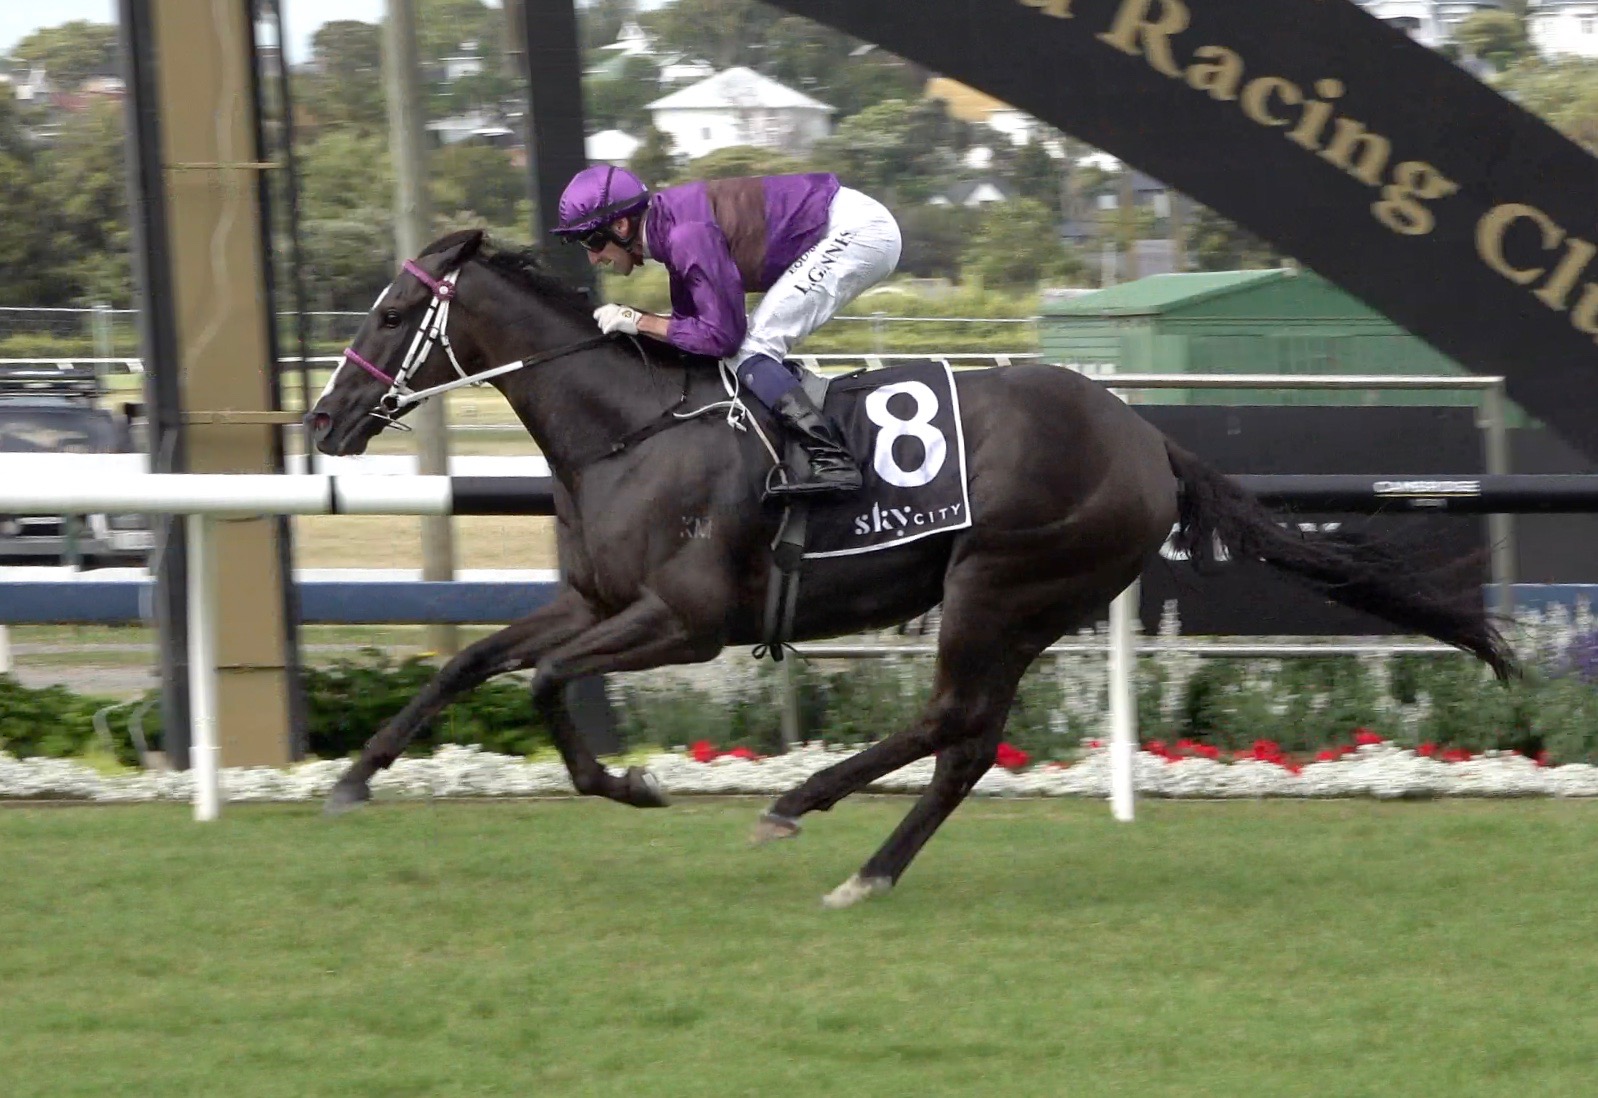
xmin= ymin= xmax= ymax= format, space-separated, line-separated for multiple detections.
xmin=6 ymin=740 xmax=1598 ymax=805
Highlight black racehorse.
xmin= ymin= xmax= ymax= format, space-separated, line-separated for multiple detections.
xmin=307 ymin=230 xmax=1514 ymax=908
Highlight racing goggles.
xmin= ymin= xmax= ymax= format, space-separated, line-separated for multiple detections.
xmin=573 ymin=227 xmax=616 ymax=253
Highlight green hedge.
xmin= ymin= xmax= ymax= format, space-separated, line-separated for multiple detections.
xmin=8 ymin=644 xmax=1598 ymax=768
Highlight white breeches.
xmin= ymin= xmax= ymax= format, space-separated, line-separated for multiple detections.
xmin=730 ymin=187 xmax=903 ymax=367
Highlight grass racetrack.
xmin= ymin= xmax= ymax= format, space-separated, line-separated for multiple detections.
xmin=5 ymin=798 xmax=1598 ymax=1096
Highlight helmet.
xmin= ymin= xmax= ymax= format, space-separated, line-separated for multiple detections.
xmin=554 ymin=165 xmax=650 ymax=241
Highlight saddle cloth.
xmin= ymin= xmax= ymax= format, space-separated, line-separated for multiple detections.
xmin=799 ymin=359 xmax=972 ymax=559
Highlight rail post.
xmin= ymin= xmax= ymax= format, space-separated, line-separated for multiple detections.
xmin=186 ymin=514 xmax=221 ymax=822
xmin=1483 ymin=379 xmax=1516 ymax=619
xmin=1107 ymin=580 xmax=1139 ymax=822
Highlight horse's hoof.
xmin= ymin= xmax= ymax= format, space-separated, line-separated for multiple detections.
xmin=750 ymin=812 xmax=801 ymax=845
xmin=821 ymin=873 xmax=893 ymax=910
xmin=621 ymin=766 xmax=670 ymax=808
xmin=323 ymin=779 xmax=371 ymax=817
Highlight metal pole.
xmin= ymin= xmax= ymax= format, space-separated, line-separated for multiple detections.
xmin=118 ymin=0 xmax=192 ymax=770
xmin=91 ymin=303 xmax=113 ymax=361
xmin=779 ymin=658 xmax=799 ymax=751
xmin=1483 ymin=379 xmax=1516 ymax=619
xmin=0 ymin=625 xmax=10 ymax=676
xmin=186 ymin=514 xmax=220 ymax=821
xmin=1107 ymin=581 xmax=1138 ymax=822
xmin=385 ymin=0 xmax=459 ymax=656
xmin=266 ymin=0 xmax=319 ymax=475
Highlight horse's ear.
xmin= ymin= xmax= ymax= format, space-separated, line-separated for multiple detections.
xmin=428 ymin=228 xmax=487 ymax=273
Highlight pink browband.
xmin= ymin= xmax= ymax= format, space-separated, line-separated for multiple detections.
xmin=401 ymin=259 xmax=454 ymax=299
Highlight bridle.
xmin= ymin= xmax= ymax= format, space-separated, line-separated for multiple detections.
xmin=339 ymin=259 xmax=612 ymax=427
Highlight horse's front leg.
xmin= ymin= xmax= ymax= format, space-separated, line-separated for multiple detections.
xmin=531 ymin=587 xmax=723 ymax=806
xmin=324 ymin=589 xmax=598 ymax=814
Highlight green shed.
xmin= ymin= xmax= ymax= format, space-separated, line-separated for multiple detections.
xmin=1038 ymin=268 xmax=1478 ymax=407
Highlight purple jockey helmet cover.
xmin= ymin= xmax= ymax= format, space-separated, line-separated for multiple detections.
xmin=554 ymin=165 xmax=650 ymax=236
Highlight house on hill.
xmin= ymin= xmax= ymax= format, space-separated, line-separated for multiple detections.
xmin=646 ymin=67 xmax=833 ymax=160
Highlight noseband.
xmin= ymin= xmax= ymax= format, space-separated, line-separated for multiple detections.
xmin=340 ymin=259 xmax=614 ymax=427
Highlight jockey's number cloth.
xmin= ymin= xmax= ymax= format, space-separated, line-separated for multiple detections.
xmin=800 ymin=359 xmax=972 ymax=559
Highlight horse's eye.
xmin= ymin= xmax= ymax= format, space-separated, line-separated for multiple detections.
xmin=382 ymin=310 xmax=402 ymax=328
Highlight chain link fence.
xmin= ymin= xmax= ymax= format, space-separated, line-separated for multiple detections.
xmin=1 ymin=307 xmax=1043 ymax=361
xmin=0 ymin=306 xmax=142 ymax=358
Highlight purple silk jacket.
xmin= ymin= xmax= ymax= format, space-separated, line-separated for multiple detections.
xmin=644 ymin=173 xmax=841 ymax=359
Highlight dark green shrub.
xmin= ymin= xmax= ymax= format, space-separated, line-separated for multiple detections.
xmin=0 ymin=676 xmax=118 ymax=758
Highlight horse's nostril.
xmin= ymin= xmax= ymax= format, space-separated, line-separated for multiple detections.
xmin=307 ymin=411 xmax=332 ymax=437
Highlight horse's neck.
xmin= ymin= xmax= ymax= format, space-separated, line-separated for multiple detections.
xmin=485 ymin=317 xmax=687 ymax=479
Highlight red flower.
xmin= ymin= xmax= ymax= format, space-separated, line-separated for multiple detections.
xmin=725 ymin=747 xmax=761 ymax=761
xmin=689 ymin=740 xmax=719 ymax=764
xmin=1316 ymin=749 xmax=1339 ymax=762
xmin=1417 ymin=742 xmax=1438 ymax=757
xmin=995 ymin=742 xmax=1030 ymax=770
xmin=1441 ymin=747 xmax=1473 ymax=763
xmin=1536 ymin=751 xmax=1551 ymax=768
xmin=1354 ymin=729 xmax=1384 ymax=746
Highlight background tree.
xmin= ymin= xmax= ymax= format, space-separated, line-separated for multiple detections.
xmin=894 ymin=204 xmax=980 ymax=282
xmin=1184 ymin=203 xmax=1287 ymax=271
xmin=1456 ymin=10 xmax=1533 ymax=71
xmin=415 ymin=0 xmax=506 ymax=69
xmin=578 ymin=0 xmax=641 ymax=52
xmin=642 ymin=0 xmax=781 ymax=70
xmin=8 ymin=21 xmax=119 ymax=86
xmin=42 ymin=102 xmax=130 ymax=305
xmin=1000 ymin=140 xmax=1063 ymax=209
xmin=674 ymin=144 xmax=807 ymax=181
xmin=583 ymin=54 xmax=663 ymax=133
xmin=296 ymin=131 xmax=396 ymax=309
xmin=628 ymin=125 xmax=679 ymax=187
xmin=760 ymin=18 xmax=922 ymax=118
xmin=1495 ymin=58 xmax=1598 ymax=152
xmin=960 ymin=199 xmax=1084 ymax=289
xmin=811 ymin=98 xmax=967 ymax=205
xmin=299 ymin=21 xmax=386 ymax=133
xmin=0 ymin=102 xmax=57 ymax=305
xmin=429 ymin=143 xmax=526 ymax=231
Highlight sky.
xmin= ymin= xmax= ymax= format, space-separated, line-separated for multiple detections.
xmin=2 ymin=0 xmax=667 ymax=62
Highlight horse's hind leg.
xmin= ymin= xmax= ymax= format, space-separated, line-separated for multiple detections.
xmin=821 ymin=726 xmax=1002 ymax=909
xmin=756 ymin=623 xmax=1036 ymax=838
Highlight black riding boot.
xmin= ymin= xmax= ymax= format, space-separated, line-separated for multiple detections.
xmin=768 ymin=388 xmax=863 ymax=497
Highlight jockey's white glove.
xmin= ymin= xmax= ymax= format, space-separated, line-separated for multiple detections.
xmin=593 ymin=303 xmax=642 ymax=337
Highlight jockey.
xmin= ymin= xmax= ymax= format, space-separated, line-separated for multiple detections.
xmin=553 ymin=164 xmax=903 ymax=497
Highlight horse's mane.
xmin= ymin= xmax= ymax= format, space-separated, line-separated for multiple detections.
xmin=419 ymin=229 xmax=707 ymax=370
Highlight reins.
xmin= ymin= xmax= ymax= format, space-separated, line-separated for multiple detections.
xmin=342 ymin=255 xmax=747 ymax=469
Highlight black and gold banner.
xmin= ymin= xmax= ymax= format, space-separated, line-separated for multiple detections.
xmin=766 ymin=0 xmax=1598 ymax=460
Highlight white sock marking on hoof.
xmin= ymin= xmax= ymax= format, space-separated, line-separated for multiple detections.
xmin=821 ymin=873 xmax=892 ymax=910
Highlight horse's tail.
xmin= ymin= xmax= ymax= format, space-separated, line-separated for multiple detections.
xmin=1163 ymin=439 xmax=1518 ymax=681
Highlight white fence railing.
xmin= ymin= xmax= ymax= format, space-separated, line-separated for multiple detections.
xmin=0 ymin=471 xmax=1141 ymax=824
xmin=0 ymin=371 xmax=1535 ymax=825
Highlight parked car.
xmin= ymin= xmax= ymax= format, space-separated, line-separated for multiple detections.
xmin=0 ymin=363 xmax=155 ymax=567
